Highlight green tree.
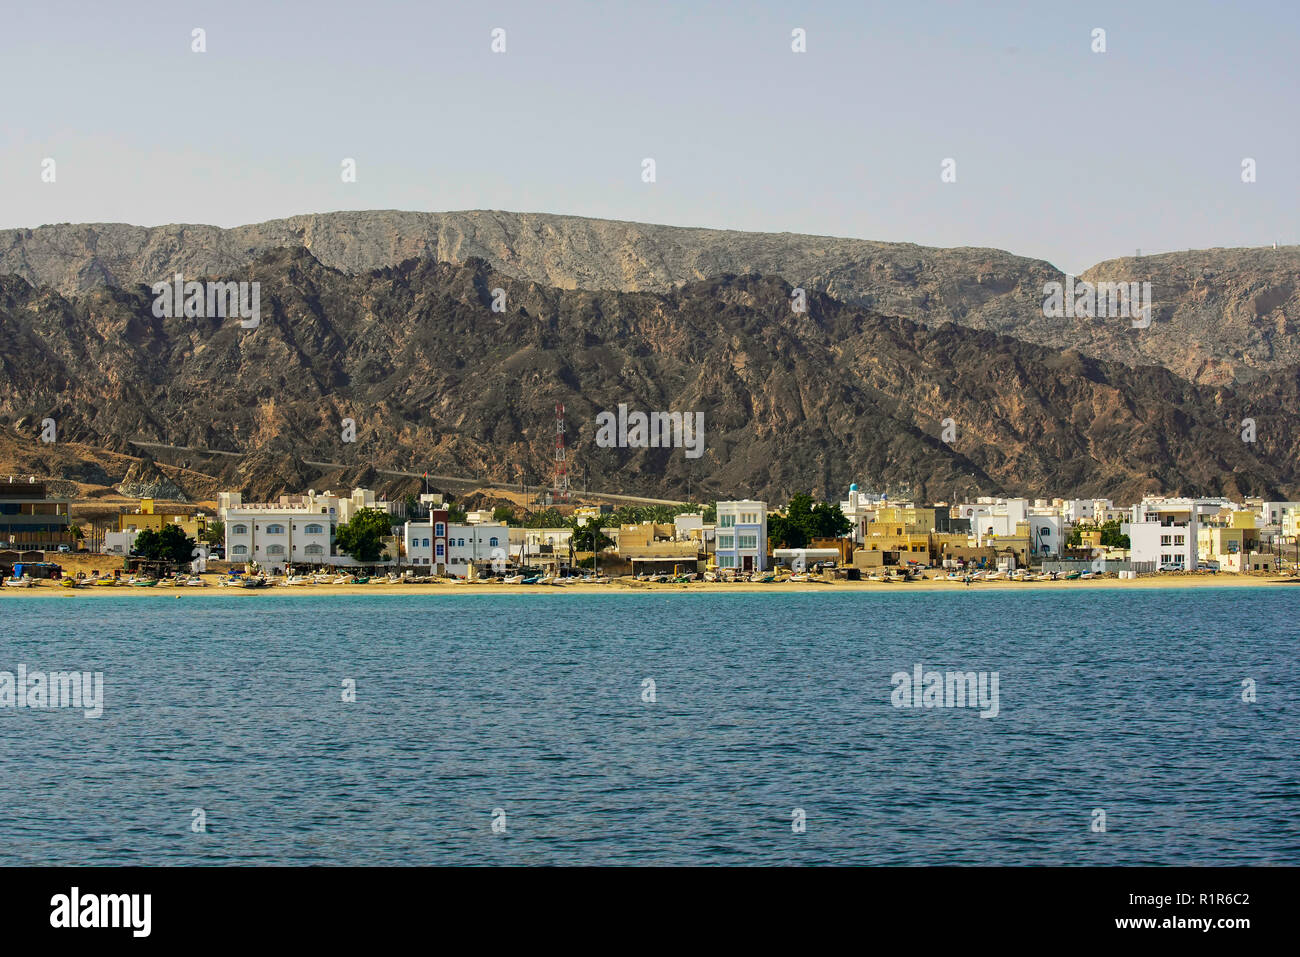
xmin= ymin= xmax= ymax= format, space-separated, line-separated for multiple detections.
xmin=132 ymin=524 xmax=197 ymax=566
xmin=809 ymin=501 xmax=852 ymax=539
xmin=572 ymin=518 xmax=613 ymax=553
xmin=493 ymin=505 xmax=516 ymax=524
xmin=131 ymin=528 xmax=162 ymax=561
xmin=526 ymin=508 xmax=567 ymax=528
xmin=335 ymin=507 xmax=394 ymax=563
xmin=159 ymin=524 xmax=197 ymax=565
xmin=202 ymin=519 xmax=224 ymax=546
xmin=1098 ymin=520 xmax=1130 ymax=549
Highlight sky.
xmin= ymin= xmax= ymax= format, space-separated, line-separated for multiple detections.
xmin=2 ymin=0 xmax=1297 ymax=274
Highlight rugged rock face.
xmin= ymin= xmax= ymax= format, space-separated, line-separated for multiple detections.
xmin=0 ymin=249 xmax=1294 ymax=503
xmin=115 ymin=454 xmax=190 ymax=501
xmin=1 ymin=211 xmax=1295 ymax=384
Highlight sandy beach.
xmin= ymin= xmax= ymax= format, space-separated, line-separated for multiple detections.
xmin=4 ymin=573 xmax=1293 ymax=597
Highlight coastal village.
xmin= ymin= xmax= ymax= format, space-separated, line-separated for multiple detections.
xmin=0 ymin=475 xmax=1293 ymax=588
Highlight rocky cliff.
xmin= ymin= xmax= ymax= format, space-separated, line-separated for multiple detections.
xmin=0 ymin=249 xmax=1293 ymax=504
xmin=2 ymin=211 xmax=1295 ymax=384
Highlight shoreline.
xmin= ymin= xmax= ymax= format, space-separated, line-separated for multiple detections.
xmin=4 ymin=574 xmax=1292 ymax=597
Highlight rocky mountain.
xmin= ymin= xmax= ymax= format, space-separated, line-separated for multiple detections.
xmin=0 ymin=249 xmax=1294 ymax=504
xmin=2 ymin=211 xmax=1295 ymax=385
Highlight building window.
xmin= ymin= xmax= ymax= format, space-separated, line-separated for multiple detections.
xmin=422 ymin=538 xmax=430 ymax=547
xmin=490 ymin=537 xmax=499 ymax=547
xmin=304 ymin=544 xmax=324 ymax=556
xmin=266 ymin=544 xmax=286 ymax=556
xmin=436 ymin=543 xmax=444 ymax=557
xmin=305 ymin=523 xmax=324 ymax=535
xmin=267 ymin=523 xmax=286 ymax=535
xmin=719 ymin=515 xmax=735 ymax=528
xmin=458 ymin=538 xmax=465 ymax=547
xmin=738 ymin=534 xmax=757 ymax=549
xmin=718 ymin=535 xmax=734 ymax=549
xmin=1160 ymin=535 xmax=1171 ymax=546
xmin=435 ymin=523 xmax=445 ymax=536
xmin=232 ymin=545 xmax=248 ymax=556
xmin=231 ymin=524 xmax=248 ymax=535
xmin=1174 ymin=535 xmax=1185 ymax=546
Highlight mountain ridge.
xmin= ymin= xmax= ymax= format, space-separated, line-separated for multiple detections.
xmin=3 ymin=210 xmax=1296 ymax=385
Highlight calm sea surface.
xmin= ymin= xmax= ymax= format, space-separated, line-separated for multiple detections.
xmin=1 ymin=588 xmax=1296 ymax=865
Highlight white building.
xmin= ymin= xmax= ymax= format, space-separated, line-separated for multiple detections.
xmin=715 ymin=500 xmax=767 ymax=573
xmin=446 ymin=523 xmax=509 ymax=577
xmin=403 ymin=508 xmax=450 ymax=574
xmin=1123 ymin=498 xmax=1221 ymax=569
xmin=958 ymin=498 xmax=1062 ymax=556
xmin=221 ymin=487 xmax=395 ymax=572
xmin=840 ymin=484 xmax=884 ymax=543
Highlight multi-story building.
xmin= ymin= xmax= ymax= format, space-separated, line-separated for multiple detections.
xmin=403 ymin=509 xmax=450 ymax=574
xmin=714 ymin=500 xmax=767 ymax=573
xmin=221 ymin=487 xmax=394 ymax=572
xmin=959 ymin=498 xmax=1062 ymax=557
xmin=445 ymin=523 xmax=509 ymax=577
xmin=1123 ymin=498 xmax=1220 ymax=569
xmin=0 ymin=479 xmax=72 ymax=551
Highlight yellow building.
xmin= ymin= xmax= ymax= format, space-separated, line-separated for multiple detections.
xmin=118 ymin=499 xmax=208 ymax=539
xmin=617 ymin=522 xmax=675 ymax=550
xmin=869 ymin=507 xmax=936 ymax=536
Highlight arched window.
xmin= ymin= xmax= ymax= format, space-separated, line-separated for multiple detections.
xmin=304 ymin=544 xmax=324 ymax=556
xmin=266 ymin=544 xmax=286 ymax=556
xmin=489 ymin=537 xmax=499 ymax=547
xmin=266 ymin=523 xmax=286 ymax=535
xmin=305 ymin=523 xmax=324 ymax=535
xmin=232 ymin=545 xmax=248 ymax=556
xmin=231 ymin=524 xmax=248 ymax=535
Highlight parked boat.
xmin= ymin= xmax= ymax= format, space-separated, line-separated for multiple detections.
xmin=283 ymin=575 xmax=311 ymax=586
xmin=129 ymin=578 xmax=159 ymax=587
xmin=4 ymin=576 xmax=35 ymax=588
xmin=241 ymin=576 xmax=268 ymax=589
xmin=59 ymin=577 xmax=83 ymax=588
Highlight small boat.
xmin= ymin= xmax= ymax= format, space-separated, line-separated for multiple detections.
xmin=4 ymin=576 xmax=36 ymax=588
xmin=332 ymin=574 xmax=354 ymax=585
xmin=788 ymin=573 xmax=811 ymax=583
xmin=312 ymin=573 xmax=334 ymax=585
xmin=750 ymin=572 xmax=776 ymax=583
xmin=92 ymin=577 xmax=120 ymax=587
xmin=1063 ymin=570 xmax=1081 ymax=580
xmin=184 ymin=576 xmax=208 ymax=587
xmin=129 ymin=578 xmax=159 ymax=587
xmin=703 ymin=570 xmax=718 ymax=582
xmin=59 ymin=577 xmax=83 ymax=588
xmin=985 ymin=570 xmax=1006 ymax=581
xmin=241 ymin=576 xmax=268 ymax=589
xmin=283 ymin=575 xmax=311 ymax=586
xmin=502 ymin=574 xmax=524 ymax=584
xmin=521 ymin=575 xmax=541 ymax=585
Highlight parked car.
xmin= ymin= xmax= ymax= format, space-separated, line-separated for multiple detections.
xmin=57 ymin=544 xmax=71 ymax=553
xmin=1197 ymin=561 xmax=1220 ymax=572
xmin=1158 ymin=562 xmax=1185 ymax=572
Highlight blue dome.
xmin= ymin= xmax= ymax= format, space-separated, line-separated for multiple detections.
xmin=849 ymin=483 xmax=859 ymax=492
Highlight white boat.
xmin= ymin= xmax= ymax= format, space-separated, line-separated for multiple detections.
xmin=985 ymin=570 xmax=1007 ymax=581
xmin=283 ymin=575 xmax=311 ymax=586
xmin=4 ymin=575 xmax=35 ymax=588
xmin=184 ymin=576 xmax=208 ymax=587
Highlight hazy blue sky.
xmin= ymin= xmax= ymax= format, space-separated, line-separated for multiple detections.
xmin=2 ymin=0 xmax=1296 ymax=273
